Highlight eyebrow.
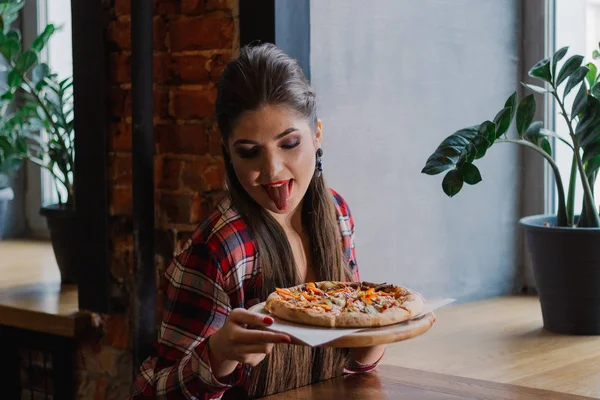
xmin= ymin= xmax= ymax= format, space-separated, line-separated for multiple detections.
xmin=233 ymin=127 xmax=298 ymax=146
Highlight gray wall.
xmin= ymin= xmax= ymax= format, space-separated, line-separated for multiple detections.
xmin=311 ymin=0 xmax=523 ymax=302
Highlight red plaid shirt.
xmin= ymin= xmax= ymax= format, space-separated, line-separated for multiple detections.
xmin=128 ymin=189 xmax=382 ymax=399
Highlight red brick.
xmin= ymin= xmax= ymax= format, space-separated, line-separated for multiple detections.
xmin=109 ymin=87 xmax=131 ymax=118
xmin=115 ymin=0 xmax=130 ymax=15
xmin=190 ymin=193 xmax=209 ymax=224
xmin=156 ymin=123 xmax=209 ymax=154
xmin=108 ymin=153 xmax=132 ymax=186
xmin=158 ymin=193 xmax=192 ymax=223
xmin=108 ymin=17 xmax=166 ymax=52
xmin=155 ymin=156 xmax=182 ymax=190
xmin=181 ymin=155 xmax=224 ymax=192
xmin=154 ymin=16 xmax=168 ymax=51
xmin=109 ymin=186 xmax=133 ymax=216
xmin=154 ymin=53 xmax=170 ymax=84
xmin=171 ymin=88 xmax=217 ymax=119
xmin=169 ymin=17 xmax=234 ymax=51
xmin=108 ymin=19 xmax=131 ymax=50
xmin=110 ymin=53 xmax=130 ymax=83
xmin=209 ymin=53 xmax=230 ymax=81
xmin=182 ymin=0 xmax=233 ymax=13
xmin=170 ymin=54 xmax=210 ymax=84
xmin=155 ymin=88 xmax=169 ymax=118
xmin=154 ymin=0 xmax=179 ymax=14
xmin=109 ymin=122 xmax=132 ymax=152
xmin=208 ymin=123 xmax=223 ymax=155
xmin=102 ymin=314 xmax=129 ymax=350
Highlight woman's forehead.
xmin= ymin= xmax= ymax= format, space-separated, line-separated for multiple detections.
xmin=230 ymin=105 xmax=311 ymax=142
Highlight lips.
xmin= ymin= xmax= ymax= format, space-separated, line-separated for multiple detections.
xmin=263 ymin=179 xmax=293 ymax=210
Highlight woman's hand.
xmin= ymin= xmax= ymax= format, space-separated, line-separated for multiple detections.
xmin=208 ymin=308 xmax=291 ymax=379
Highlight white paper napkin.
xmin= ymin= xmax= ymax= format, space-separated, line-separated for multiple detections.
xmin=250 ymin=298 xmax=455 ymax=347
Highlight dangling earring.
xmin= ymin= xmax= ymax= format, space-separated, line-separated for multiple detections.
xmin=315 ymin=148 xmax=323 ymax=177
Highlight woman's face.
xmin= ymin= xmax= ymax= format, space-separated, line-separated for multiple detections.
xmin=228 ymin=104 xmax=322 ymax=216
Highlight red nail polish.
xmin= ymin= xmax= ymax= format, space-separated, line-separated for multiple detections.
xmin=263 ymin=317 xmax=273 ymax=325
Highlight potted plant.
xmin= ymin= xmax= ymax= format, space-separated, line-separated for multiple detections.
xmin=0 ymin=0 xmax=76 ymax=283
xmin=422 ymin=45 xmax=600 ymax=335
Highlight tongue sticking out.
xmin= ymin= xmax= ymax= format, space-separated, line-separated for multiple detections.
xmin=265 ymin=181 xmax=291 ymax=210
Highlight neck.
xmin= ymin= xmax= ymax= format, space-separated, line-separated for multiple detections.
xmin=269 ymin=201 xmax=304 ymax=234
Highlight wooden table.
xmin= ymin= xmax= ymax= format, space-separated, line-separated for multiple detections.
xmin=261 ymin=365 xmax=595 ymax=399
xmin=386 ymin=296 xmax=600 ymax=398
xmin=0 ymin=240 xmax=87 ymax=337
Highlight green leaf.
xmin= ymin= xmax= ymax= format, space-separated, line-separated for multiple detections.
xmin=5 ymin=29 xmax=20 ymax=43
xmin=586 ymin=62 xmax=598 ymax=87
xmin=421 ymin=154 xmax=457 ymax=175
xmin=552 ymin=46 xmax=569 ymax=79
xmin=594 ymin=49 xmax=600 ymax=60
xmin=0 ymin=91 xmax=14 ymax=101
xmin=585 ymin=155 xmax=600 ymax=178
xmin=493 ymin=106 xmax=513 ymax=138
xmin=15 ymin=136 xmax=27 ymax=155
xmin=504 ymin=92 xmax=518 ymax=122
xmin=556 ymin=55 xmax=584 ymax=87
xmin=583 ymin=140 xmax=600 ymax=163
xmin=478 ymin=121 xmax=496 ymax=144
xmin=460 ymin=163 xmax=482 ymax=185
xmin=472 ymin=135 xmax=490 ymax=159
xmin=2 ymin=154 xmax=23 ymax=174
xmin=7 ymin=69 xmax=21 ymax=89
xmin=592 ymin=82 xmax=600 ymax=98
xmin=525 ymin=121 xmax=544 ymax=140
xmin=528 ymin=58 xmax=552 ymax=83
xmin=576 ymin=96 xmax=600 ymax=147
xmin=32 ymin=63 xmax=50 ymax=85
xmin=522 ymin=82 xmax=552 ymax=94
xmin=516 ymin=95 xmax=536 ymax=137
xmin=31 ymin=24 xmax=55 ymax=53
xmin=572 ymin=82 xmax=589 ymax=119
xmin=563 ymin=66 xmax=589 ymax=98
xmin=0 ymin=37 xmax=20 ymax=62
xmin=15 ymin=51 xmax=38 ymax=74
xmin=442 ymin=169 xmax=463 ymax=197
xmin=541 ymin=138 xmax=552 ymax=156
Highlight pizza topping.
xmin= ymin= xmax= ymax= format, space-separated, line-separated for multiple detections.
xmin=273 ymin=281 xmax=415 ymax=315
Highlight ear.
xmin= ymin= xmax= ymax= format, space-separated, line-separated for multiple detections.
xmin=314 ymin=119 xmax=323 ymax=149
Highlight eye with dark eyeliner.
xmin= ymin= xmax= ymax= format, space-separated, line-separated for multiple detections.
xmin=281 ymin=138 xmax=300 ymax=149
xmin=236 ymin=147 xmax=259 ymax=159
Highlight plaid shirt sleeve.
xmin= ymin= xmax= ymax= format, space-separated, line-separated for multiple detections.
xmin=331 ymin=189 xmax=385 ymax=374
xmin=128 ymin=233 xmax=245 ymax=399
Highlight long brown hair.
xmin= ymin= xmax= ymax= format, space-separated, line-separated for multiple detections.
xmin=216 ymin=43 xmax=352 ymax=398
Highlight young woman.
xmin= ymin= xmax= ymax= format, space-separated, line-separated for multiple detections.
xmin=129 ymin=43 xmax=386 ymax=399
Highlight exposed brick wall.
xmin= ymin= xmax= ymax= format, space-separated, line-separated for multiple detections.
xmin=76 ymin=1 xmax=239 ymax=398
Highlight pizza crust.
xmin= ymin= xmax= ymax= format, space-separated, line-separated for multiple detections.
xmin=264 ymin=281 xmax=424 ymax=328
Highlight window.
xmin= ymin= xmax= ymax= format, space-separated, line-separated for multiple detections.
xmin=553 ymin=0 xmax=600 ymax=214
xmin=23 ymin=0 xmax=73 ymax=237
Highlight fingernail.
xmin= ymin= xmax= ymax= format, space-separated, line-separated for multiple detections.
xmin=282 ymin=337 xmax=291 ymax=343
xmin=263 ymin=317 xmax=273 ymax=325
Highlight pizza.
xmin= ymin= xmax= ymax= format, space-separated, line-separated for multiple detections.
xmin=264 ymin=281 xmax=424 ymax=328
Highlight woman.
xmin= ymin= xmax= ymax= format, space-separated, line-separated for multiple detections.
xmin=129 ymin=43 xmax=385 ymax=399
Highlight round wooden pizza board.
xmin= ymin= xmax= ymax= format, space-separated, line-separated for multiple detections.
xmin=248 ymin=302 xmax=436 ymax=348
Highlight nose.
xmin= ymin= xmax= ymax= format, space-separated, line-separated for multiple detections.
xmin=260 ymin=149 xmax=283 ymax=179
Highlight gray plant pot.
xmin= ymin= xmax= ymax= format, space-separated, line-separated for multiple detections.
xmin=520 ymin=214 xmax=600 ymax=335
xmin=0 ymin=187 xmax=14 ymax=240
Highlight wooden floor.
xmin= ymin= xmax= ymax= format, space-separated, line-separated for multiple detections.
xmin=386 ymin=296 xmax=600 ymax=398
